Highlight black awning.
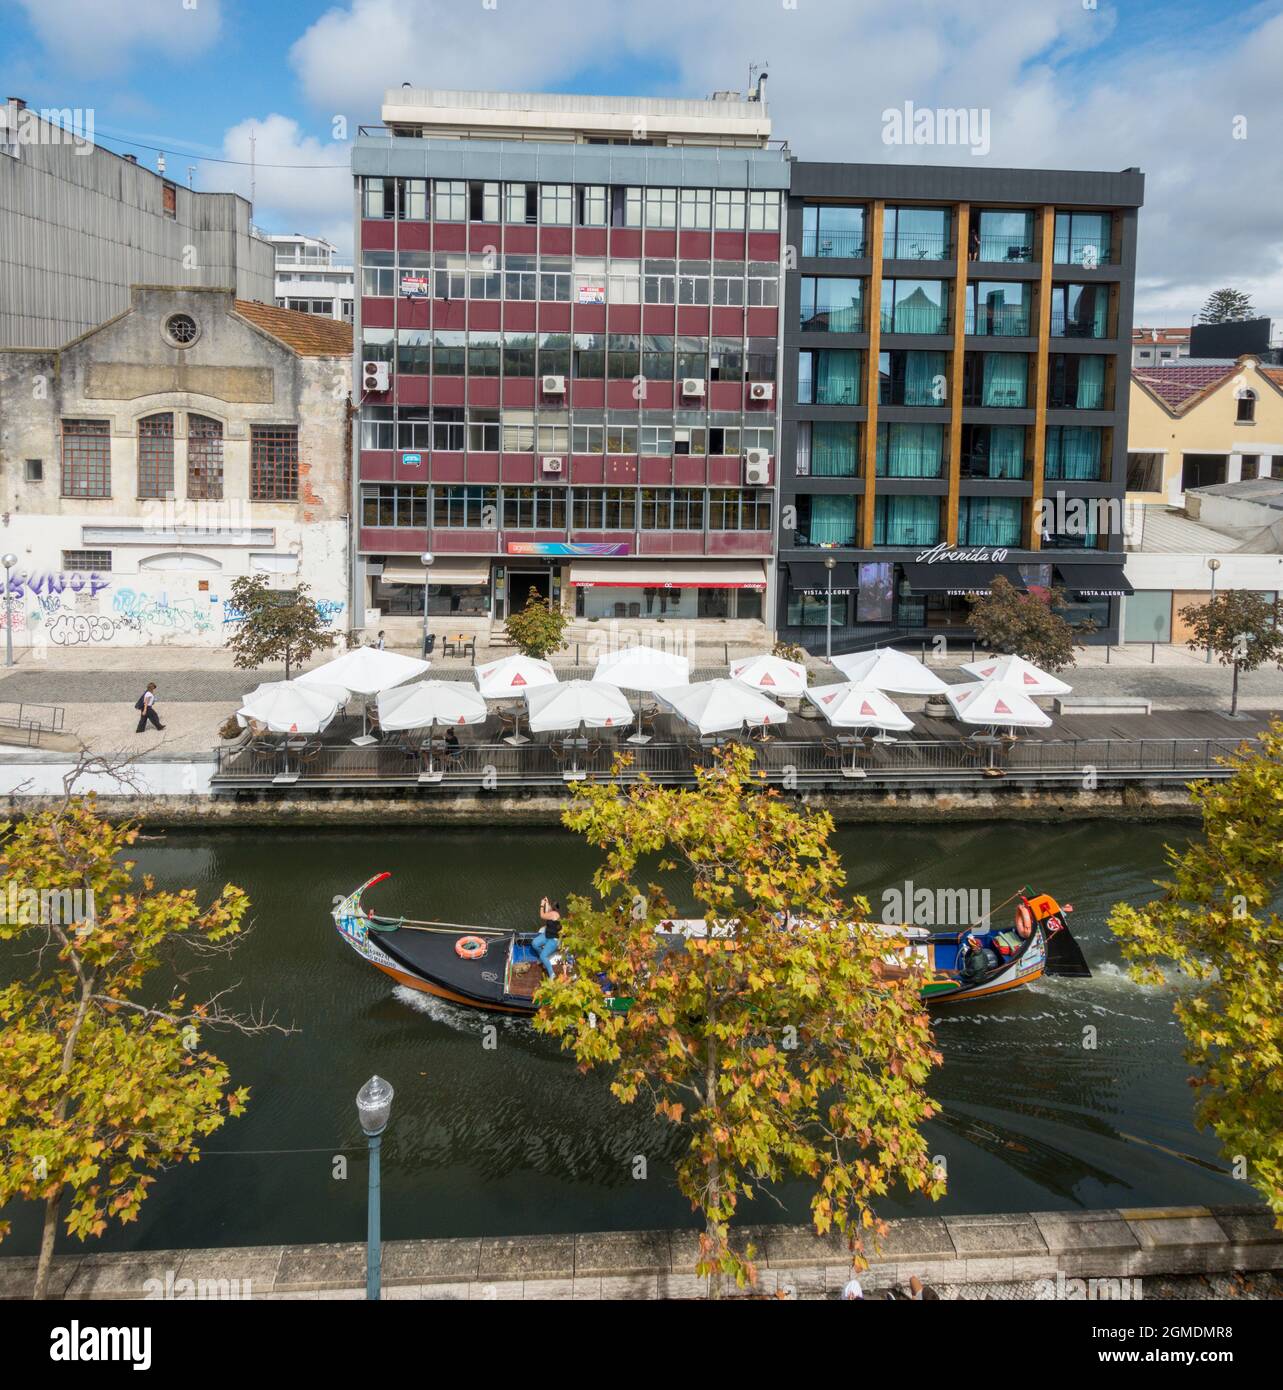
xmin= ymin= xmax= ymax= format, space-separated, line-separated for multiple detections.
xmin=901 ymin=562 xmax=1026 ymax=597
xmin=1054 ymin=563 xmax=1134 ymax=597
xmin=788 ymin=561 xmax=856 ymax=595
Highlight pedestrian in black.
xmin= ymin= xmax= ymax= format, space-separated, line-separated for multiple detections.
xmin=135 ymin=682 xmax=165 ymax=733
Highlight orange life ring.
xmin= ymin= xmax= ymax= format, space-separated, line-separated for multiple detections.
xmin=455 ymin=935 xmax=488 ymax=960
xmin=1014 ymin=903 xmax=1035 ymax=936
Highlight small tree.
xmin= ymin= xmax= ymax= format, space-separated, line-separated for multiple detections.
xmin=224 ymin=574 xmax=335 ymax=680
xmin=1109 ymin=721 xmax=1283 ymax=1223
xmin=966 ymin=576 xmax=1091 ymax=672
xmin=0 ymin=786 xmax=291 ymax=1298
xmin=534 ymin=745 xmax=943 ymax=1293
xmin=1179 ymin=590 xmax=1283 ymax=715
xmin=1198 ymin=288 xmax=1255 ymax=324
xmin=504 ymin=586 xmax=569 ymax=660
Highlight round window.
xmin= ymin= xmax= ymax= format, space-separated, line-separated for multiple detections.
xmin=165 ymin=313 xmax=199 ymax=346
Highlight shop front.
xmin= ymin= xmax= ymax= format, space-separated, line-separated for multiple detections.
xmin=369 ymin=556 xmax=493 ymax=622
xmin=568 ymin=560 xmax=767 ymax=623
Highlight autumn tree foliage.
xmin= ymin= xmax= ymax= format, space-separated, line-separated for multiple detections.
xmin=0 ymin=794 xmax=285 ymax=1299
xmin=1109 ymin=722 xmax=1283 ymax=1223
xmin=534 ymin=744 xmax=944 ymax=1293
xmin=967 ymin=576 xmax=1090 ymax=672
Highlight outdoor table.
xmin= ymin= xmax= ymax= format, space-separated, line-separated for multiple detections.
xmin=352 ymin=701 xmax=378 ymax=748
xmin=497 ymin=703 xmax=529 ymax=748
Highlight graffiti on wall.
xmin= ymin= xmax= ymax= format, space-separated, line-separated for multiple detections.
xmin=4 ymin=570 xmax=111 ymax=598
xmin=111 ymin=589 xmax=215 ymax=638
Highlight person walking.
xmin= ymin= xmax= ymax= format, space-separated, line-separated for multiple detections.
xmin=375 ymin=630 xmax=387 ymax=650
xmin=134 ymin=682 xmax=165 ymax=733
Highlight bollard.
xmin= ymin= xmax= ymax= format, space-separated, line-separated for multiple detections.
xmin=1106 ymin=644 xmax=1111 ymax=664
xmin=1151 ymin=642 xmax=1156 ymax=664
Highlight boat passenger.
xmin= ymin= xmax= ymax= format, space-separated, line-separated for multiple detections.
xmin=532 ymin=897 xmax=562 ymax=979
xmin=961 ymin=932 xmax=1000 ymax=980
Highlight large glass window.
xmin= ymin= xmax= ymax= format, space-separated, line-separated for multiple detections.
xmin=434 ymin=486 xmax=496 ymax=528
xmin=1050 ymin=284 xmax=1110 ymax=338
xmin=607 ymin=259 xmax=640 ymax=304
xmin=714 ymin=189 xmax=746 ymax=230
xmin=797 ymin=349 xmax=862 ymax=405
xmin=710 ymin=337 xmax=743 ymax=382
xmin=249 ymin=426 xmax=298 ymax=502
xmin=433 ymin=180 xmax=466 ymax=222
xmin=363 ymin=177 xmax=388 ymax=220
xmin=607 ymin=334 xmax=640 ymax=380
xmin=800 ymin=276 xmax=864 ymax=332
xmin=802 ymin=204 xmax=866 ymax=258
xmin=467 ymin=331 xmax=501 ymax=377
xmin=469 ymin=181 xmax=501 ymax=223
xmin=578 ymin=185 xmax=608 ymax=227
xmin=973 ymin=210 xmax=1034 ymax=263
xmin=641 ymin=334 xmax=674 ymax=381
xmin=505 ymin=183 xmax=535 ymax=225
xmin=958 ymin=496 xmax=1021 ymax=547
xmin=679 ymin=188 xmax=712 ymax=229
xmin=640 ymin=489 xmax=705 ymax=529
xmin=879 ymin=351 xmax=947 ymax=406
xmin=572 ymin=488 xmax=636 ymax=530
xmin=1047 ymin=354 xmax=1108 ymax=409
xmin=361 ymin=251 xmax=395 ymax=296
xmin=746 ymin=262 xmax=779 ymax=307
xmin=712 ymin=261 xmax=745 ymax=306
xmin=797 ymin=495 xmax=856 ymax=548
xmin=876 ymin=423 xmax=945 ymax=478
xmin=188 ymin=414 xmax=223 ymax=500
xmin=136 ymin=413 xmax=174 ymax=499
xmin=1045 ymin=426 xmax=1104 ymax=480
xmin=965 ymin=281 xmax=1030 ymax=336
xmin=883 ymin=207 xmax=950 ymax=260
xmin=537 ymin=333 xmax=572 ymax=377
xmin=503 ymin=332 xmax=536 ymax=378
xmin=677 ymin=260 xmax=711 ymax=305
xmin=881 ymin=279 xmax=949 ymax=334
xmin=361 ymin=485 xmax=428 ymax=529
xmin=644 ymin=187 xmax=677 ymax=229
xmin=540 ymin=184 xmax=572 ymax=226
xmin=431 ymin=330 xmax=464 ymax=375
xmin=1053 ymin=211 xmax=1112 ymax=267
xmin=503 ymin=487 xmax=567 ymax=530
xmin=873 ymin=494 xmax=940 ymax=547
xmin=963 ymin=352 xmax=1029 ymax=407
xmin=503 ymin=254 xmax=537 ymax=301
xmin=960 ymin=424 xmax=1026 ymax=479
xmin=675 ymin=337 xmax=707 ymax=381
xmin=643 ymin=259 xmax=676 ymax=305
xmin=796 ymin=421 xmax=861 ymax=478
xmin=539 ymin=256 xmax=571 ymax=301
xmin=709 ymin=488 xmax=772 ymax=530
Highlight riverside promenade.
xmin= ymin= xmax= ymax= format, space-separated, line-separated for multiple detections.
xmin=3 ymin=1204 xmax=1280 ymax=1301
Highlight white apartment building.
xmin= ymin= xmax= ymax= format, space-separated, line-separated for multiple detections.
xmin=268 ymin=234 xmax=354 ymax=322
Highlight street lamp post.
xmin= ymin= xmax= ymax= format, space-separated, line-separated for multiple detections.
xmin=356 ymin=1074 xmax=394 ymax=1302
xmin=824 ymin=556 xmax=837 ymax=662
xmin=1206 ymin=558 xmax=1221 ymax=663
xmin=420 ymin=551 xmax=434 ymax=658
xmin=2 ymin=554 xmax=16 ymax=668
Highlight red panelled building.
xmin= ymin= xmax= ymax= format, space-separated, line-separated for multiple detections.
xmin=350 ymin=86 xmax=789 ymax=642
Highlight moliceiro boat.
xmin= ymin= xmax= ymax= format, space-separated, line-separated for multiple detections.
xmin=332 ymin=875 xmax=1090 ymax=1016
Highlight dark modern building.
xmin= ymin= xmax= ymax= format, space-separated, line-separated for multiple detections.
xmin=350 ymin=87 xmax=788 ymax=644
xmin=778 ymin=162 xmax=1145 ymax=650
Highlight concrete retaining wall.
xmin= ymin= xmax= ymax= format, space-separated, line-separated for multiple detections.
xmin=0 ymin=783 xmax=1199 ymax=826
xmin=3 ymin=1205 xmax=1278 ymax=1300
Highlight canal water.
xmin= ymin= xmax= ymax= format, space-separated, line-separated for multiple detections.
xmin=2 ymin=821 xmax=1250 ymax=1257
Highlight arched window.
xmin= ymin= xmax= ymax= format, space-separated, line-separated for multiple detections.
xmin=1237 ymin=389 xmax=1257 ymax=424
xmin=188 ymin=414 xmax=224 ymax=500
xmin=137 ymin=413 xmax=174 ymax=498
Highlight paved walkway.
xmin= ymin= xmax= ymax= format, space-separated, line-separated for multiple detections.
xmin=0 ymin=639 xmax=1278 ymax=762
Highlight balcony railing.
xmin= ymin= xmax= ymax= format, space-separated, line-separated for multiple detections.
xmin=1050 ymin=313 xmax=1109 ymax=339
xmin=958 ymin=455 xmax=1030 ymax=481
xmin=212 ymin=734 xmax=1255 ymax=791
xmin=883 ymin=234 xmax=951 ymax=261
xmin=1053 ymin=238 xmax=1114 ymax=268
xmin=802 ymin=231 xmax=866 ymax=259
xmin=975 ymin=235 xmax=1034 ymax=263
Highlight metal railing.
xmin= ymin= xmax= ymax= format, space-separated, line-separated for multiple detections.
xmin=0 ymin=701 xmax=66 ymax=746
xmin=212 ymin=734 xmax=1254 ymax=792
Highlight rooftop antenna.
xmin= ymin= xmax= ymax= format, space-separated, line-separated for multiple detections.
xmin=157 ymin=150 xmax=166 ymax=175
xmin=748 ymin=62 xmax=768 ymax=101
xmin=187 ymin=164 xmax=195 ymax=190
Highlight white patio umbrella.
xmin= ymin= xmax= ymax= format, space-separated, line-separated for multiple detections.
xmin=830 ymin=647 xmax=949 ymax=696
xmin=377 ymin=680 xmax=488 ymax=780
xmin=474 ymin=654 xmax=559 ymax=745
xmin=657 ymin=679 xmax=788 ymax=739
xmin=959 ymin=652 xmax=1072 ymax=697
xmin=728 ymin=653 xmax=808 ymax=698
xmin=945 ymin=678 xmax=1054 ymax=729
xmin=592 ymin=645 xmax=690 ymax=745
xmin=299 ymin=646 xmax=430 ymax=744
xmin=805 ymin=681 xmax=914 ymax=732
xmin=237 ymin=680 xmax=343 ymax=734
xmin=525 ymin=679 xmax=634 ymax=778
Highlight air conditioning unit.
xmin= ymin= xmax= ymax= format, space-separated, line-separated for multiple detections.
xmin=749 ymin=381 xmax=775 ymax=402
xmin=681 ymin=377 xmax=706 ymax=397
xmin=541 ymin=374 xmax=566 ymax=395
xmin=541 ymin=456 xmax=564 ymax=474
xmin=743 ymin=448 xmax=771 ymax=486
xmin=362 ymin=360 xmax=390 ymax=393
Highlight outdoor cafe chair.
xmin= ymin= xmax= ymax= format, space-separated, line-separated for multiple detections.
xmin=820 ymin=737 xmax=846 ymax=773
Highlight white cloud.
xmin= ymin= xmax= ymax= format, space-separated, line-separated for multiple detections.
xmin=273 ymin=0 xmax=1283 ymax=323
xmin=201 ymin=115 xmax=352 ymax=257
xmin=16 ymin=0 xmax=223 ymax=76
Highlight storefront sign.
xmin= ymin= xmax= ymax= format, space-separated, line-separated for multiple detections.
xmin=401 ymin=452 xmax=422 ymax=466
xmin=506 ymin=541 xmax=630 ymax=557
xmin=914 ymin=543 xmax=1010 ymax=564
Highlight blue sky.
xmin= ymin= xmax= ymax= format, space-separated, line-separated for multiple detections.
xmin=4 ymin=0 xmax=1281 ymax=322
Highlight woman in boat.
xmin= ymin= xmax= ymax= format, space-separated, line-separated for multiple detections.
xmin=532 ymin=897 xmax=562 ymax=979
